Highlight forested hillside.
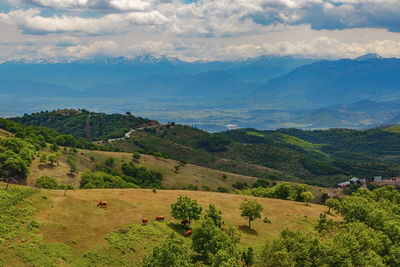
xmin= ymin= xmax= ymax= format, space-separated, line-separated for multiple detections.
xmin=12 ymin=109 xmax=156 ymax=141
xmin=101 ymin=123 xmax=400 ymax=187
xmin=8 ymin=111 xmax=400 ymax=187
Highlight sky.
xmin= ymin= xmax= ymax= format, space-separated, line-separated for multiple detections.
xmin=1 ymin=0 xmax=400 ymax=62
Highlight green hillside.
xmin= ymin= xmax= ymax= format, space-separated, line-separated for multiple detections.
xmin=12 ymin=109 xmax=156 ymax=141
xmin=7 ymin=111 xmax=400 ymax=187
xmin=112 ymin=125 xmax=400 ymax=187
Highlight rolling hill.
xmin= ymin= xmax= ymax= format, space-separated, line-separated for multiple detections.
xmin=11 ymin=111 xmax=400 ymax=187
xmin=0 ymin=183 xmax=336 ymax=266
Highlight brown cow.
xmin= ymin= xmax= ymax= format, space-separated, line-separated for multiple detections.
xmin=97 ymin=201 xmax=108 ymax=208
xmin=142 ymin=218 xmax=148 ymax=225
xmin=185 ymin=230 xmax=192 ymax=236
xmin=155 ymin=216 xmax=164 ymax=221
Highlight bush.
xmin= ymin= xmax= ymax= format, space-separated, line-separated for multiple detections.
xmin=35 ymin=176 xmax=59 ymax=189
xmin=217 ymin=187 xmax=229 ymax=193
xmin=263 ymin=217 xmax=271 ymax=224
xmin=232 ymin=182 xmax=248 ymax=190
xmin=80 ymin=171 xmax=138 ymax=189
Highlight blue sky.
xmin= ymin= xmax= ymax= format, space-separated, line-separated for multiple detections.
xmin=1 ymin=0 xmax=400 ymax=62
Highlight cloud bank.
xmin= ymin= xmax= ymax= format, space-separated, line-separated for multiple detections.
xmin=1 ymin=0 xmax=400 ymax=60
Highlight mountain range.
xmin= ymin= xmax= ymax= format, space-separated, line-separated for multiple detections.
xmin=1 ymin=53 xmax=400 ymax=130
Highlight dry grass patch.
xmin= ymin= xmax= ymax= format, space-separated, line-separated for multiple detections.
xmin=34 ymin=188 xmax=338 ymax=254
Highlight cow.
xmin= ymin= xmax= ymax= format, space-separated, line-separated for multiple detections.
xmin=142 ymin=218 xmax=148 ymax=225
xmin=155 ymin=216 xmax=164 ymax=221
xmin=97 ymin=201 xmax=108 ymax=208
xmin=185 ymin=230 xmax=192 ymax=236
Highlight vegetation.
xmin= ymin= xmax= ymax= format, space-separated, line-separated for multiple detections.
xmin=171 ymin=196 xmax=203 ymax=226
xmin=259 ymin=186 xmax=400 ymax=266
xmin=235 ymin=182 xmax=309 ymax=202
xmin=239 ymin=199 xmax=264 ymax=229
xmin=12 ymin=110 xmax=154 ymax=141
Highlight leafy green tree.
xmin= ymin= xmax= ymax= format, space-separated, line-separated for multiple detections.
xmin=301 ymin=191 xmax=315 ymax=205
xmin=314 ymin=213 xmax=333 ymax=233
xmin=35 ymin=176 xmax=59 ymax=189
xmin=179 ymin=159 xmax=187 ymax=166
xmin=67 ymin=155 xmax=78 ymax=175
xmin=239 ymin=199 xmax=263 ymax=229
xmin=204 ymin=204 xmax=223 ymax=228
xmin=242 ymin=247 xmax=254 ymax=266
xmin=48 ymin=153 xmax=57 ymax=166
xmin=105 ymin=157 xmax=115 ymax=167
xmin=192 ymin=218 xmax=240 ymax=265
xmin=1 ymin=154 xmax=29 ymax=189
xmin=171 ymin=196 xmax=202 ymax=225
xmin=325 ymin=198 xmax=339 ymax=213
xmin=252 ymin=179 xmax=270 ymax=188
xmin=142 ymin=234 xmax=192 ymax=267
xmin=174 ymin=165 xmax=181 ymax=173
xmin=273 ymin=183 xmax=292 ymax=199
xmin=132 ymin=152 xmax=141 ymax=162
xmin=50 ymin=143 xmax=59 ymax=152
xmin=40 ymin=152 xmax=47 ymax=165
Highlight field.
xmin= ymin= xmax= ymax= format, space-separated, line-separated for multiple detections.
xmin=26 ymin=149 xmax=337 ymax=202
xmin=0 ymin=183 xmax=338 ymax=266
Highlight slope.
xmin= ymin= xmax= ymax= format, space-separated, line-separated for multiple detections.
xmin=0 ymin=183 xmax=337 ymax=266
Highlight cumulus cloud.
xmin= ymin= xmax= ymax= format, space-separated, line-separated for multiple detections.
xmin=0 ymin=8 xmax=168 ymax=35
xmin=2 ymin=0 xmax=400 ymax=37
xmin=219 ymin=37 xmax=400 ymax=60
xmin=20 ymin=0 xmax=152 ymax=11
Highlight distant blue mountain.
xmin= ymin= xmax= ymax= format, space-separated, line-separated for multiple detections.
xmin=252 ymin=56 xmax=400 ymax=108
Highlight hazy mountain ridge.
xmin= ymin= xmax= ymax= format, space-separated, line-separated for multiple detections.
xmin=1 ymin=54 xmax=400 ymax=130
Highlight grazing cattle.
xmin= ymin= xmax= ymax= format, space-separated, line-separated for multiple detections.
xmin=142 ymin=218 xmax=148 ymax=224
xmin=155 ymin=216 xmax=164 ymax=221
xmin=220 ymin=226 xmax=225 ymax=231
xmin=185 ymin=230 xmax=192 ymax=236
xmin=97 ymin=201 xmax=108 ymax=208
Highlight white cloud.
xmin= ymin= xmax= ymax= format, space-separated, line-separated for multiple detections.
xmin=0 ymin=8 xmax=168 ymax=35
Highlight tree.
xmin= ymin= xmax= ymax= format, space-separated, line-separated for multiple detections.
xmin=105 ymin=157 xmax=115 ymax=167
xmin=174 ymin=165 xmax=181 ymax=173
xmin=192 ymin=218 xmax=240 ymax=265
xmin=325 ymin=198 xmax=339 ymax=214
xmin=171 ymin=196 xmax=202 ymax=225
xmin=204 ymin=204 xmax=223 ymax=228
xmin=67 ymin=155 xmax=78 ymax=175
xmin=301 ymin=191 xmax=315 ymax=205
xmin=132 ymin=152 xmax=141 ymax=162
xmin=240 ymin=200 xmax=263 ymax=229
xmin=142 ymin=234 xmax=192 ymax=267
xmin=242 ymin=247 xmax=254 ymax=266
xmin=35 ymin=176 xmax=59 ymax=189
xmin=40 ymin=152 xmax=47 ymax=165
xmin=48 ymin=153 xmax=57 ymax=166
xmin=179 ymin=159 xmax=187 ymax=166
xmin=2 ymin=155 xmax=29 ymax=189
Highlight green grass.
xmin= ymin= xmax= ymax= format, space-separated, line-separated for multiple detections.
xmin=246 ymin=131 xmax=265 ymax=138
xmin=385 ymin=125 xmax=400 ymax=133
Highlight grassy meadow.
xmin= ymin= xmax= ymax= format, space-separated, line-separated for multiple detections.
xmin=0 ymin=183 xmax=338 ymax=266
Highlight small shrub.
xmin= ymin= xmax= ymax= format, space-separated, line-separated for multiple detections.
xmin=217 ymin=187 xmax=229 ymax=193
xmin=263 ymin=217 xmax=271 ymax=224
xmin=222 ymin=174 xmax=227 ymax=180
xmin=29 ymin=220 xmax=41 ymax=228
